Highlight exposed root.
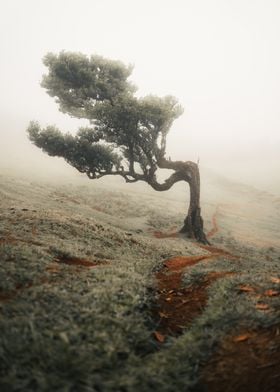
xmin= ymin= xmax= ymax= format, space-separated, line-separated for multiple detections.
xmin=179 ymin=219 xmax=210 ymax=245
xmin=152 ymin=204 xmax=221 ymax=244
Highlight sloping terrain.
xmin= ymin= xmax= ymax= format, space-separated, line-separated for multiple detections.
xmin=0 ymin=172 xmax=279 ymax=391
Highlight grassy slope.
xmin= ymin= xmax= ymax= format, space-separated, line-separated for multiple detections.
xmin=0 ymin=173 xmax=279 ymax=391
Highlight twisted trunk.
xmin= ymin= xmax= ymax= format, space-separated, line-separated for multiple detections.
xmin=179 ymin=163 xmax=209 ymax=244
xmin=86 ymin=155 xmax=209 ymax=244
xmin=156 ymin=158 xmax=209 ymax=244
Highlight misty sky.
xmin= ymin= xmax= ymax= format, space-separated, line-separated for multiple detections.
xmin=0 ymin=0 xmax=279 ymax=192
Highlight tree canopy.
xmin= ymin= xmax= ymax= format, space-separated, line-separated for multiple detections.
xmin=28 ymin=52 xmax=184 ymax=186
xmin=27 ymin=51 xmax=208 ymax=243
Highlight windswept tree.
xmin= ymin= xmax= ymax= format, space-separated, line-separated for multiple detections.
xmin=27 ymin=52 xmax=209 ymax=243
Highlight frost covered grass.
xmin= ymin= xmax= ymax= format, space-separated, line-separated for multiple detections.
xmin=0 ymin=173 xmax=280 ymax=391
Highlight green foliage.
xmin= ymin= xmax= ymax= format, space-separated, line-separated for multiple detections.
xmin=27 ymin=52 xmax=183 ymax=181
xmin=42 ymin=52 xmax=135 ymax=116
xmin=27 ymin=121 xmax=121 ymax=175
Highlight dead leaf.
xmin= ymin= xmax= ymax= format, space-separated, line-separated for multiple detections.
xmin=159 ymin=312 xmax=169 ymax=319
xmin=59 ymin=332 xmax=69 ymax=344
xmin=264 ymin=289 xmax=279 ymax=297
xmin=46 ymin=264 xmax=60 ymax=274
xmin=233 ymin=334 xmax=251 ymax=342
xmin=154 ymin=331 xmax=165 ymax=343
xmin=238 ymin=285 xmax=255 ymax=292
xmin=256 ymin=303 xmax=269 ymax=310
xmin=165 ymin=297 xmax=172 ymax=302
xmin=176 ymin=300 xmax=189 ymax=308
xmin=270 ymin=277 xmax=280 ymax=284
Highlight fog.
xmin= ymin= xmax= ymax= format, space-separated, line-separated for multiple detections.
xmin=1 ymin=0 xmax=279 ymax=193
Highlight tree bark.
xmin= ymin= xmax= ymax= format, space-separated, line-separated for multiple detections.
xmin=88 ymin=155 xmax=209 ymax=244
xmin=156 ymin=158 xmax=209 ymax=244
xmin=179 ymin=163 xmax=209 ymax=244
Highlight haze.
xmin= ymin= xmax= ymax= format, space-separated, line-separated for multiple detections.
xmin=1 ymin=0 xmax=279 ymax=193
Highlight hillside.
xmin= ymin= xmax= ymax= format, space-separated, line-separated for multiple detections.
xmin=0 ymin=171 xmax=280 ymax=391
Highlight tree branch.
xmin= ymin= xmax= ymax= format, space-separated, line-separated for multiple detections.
xmin=85 ymin=168 xmax=145 ymax=183
xmin=147 ymin=171 xmax=187 ymax=191
xmin=157 ymin=156 xmax=196 ymax=179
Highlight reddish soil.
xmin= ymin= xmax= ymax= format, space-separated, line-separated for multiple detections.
xmin=164 ymin=254 xmax=213 ymax=270
xmin=53 ymin=255 xmax=102 ymax=267
xmin=198 ymin=244 xmax=238 ymax=259
xmin=153 ymin=230 xmax=179 ymax=239
xmin=0 ymin=234 xmax=42 ymax=247
xmin=92 ymin=206 xmax=105 ymax=213
xmin=207 ymin=205 xmax=220 ymax=238
xmin=0 ymin=279 xmax=48 ymax=303
xmin=152 ymin=206 xmax=280 ymax=391
xmin=152 ymin=208 xmax=237 ymax=341
xmin=0 ymin=291 xmax=17 ymax=301
xmin=152 ymin=205 xmax=221 ymax=240
xmin=0 ymin=234 xmax=18 ymax=245
xmin=154 ymin=265 xmax=233 ymax=337
xmin=200 ymin=324 xmax=280 ymax=392
xmin=0 ymin=255 xmax=104 ymax=303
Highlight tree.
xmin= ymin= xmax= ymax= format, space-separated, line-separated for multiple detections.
xmin=27 ymin=52 xmax=209 ymax=243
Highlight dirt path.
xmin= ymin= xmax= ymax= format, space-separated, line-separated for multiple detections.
xmin=152 ymin=206 xmax=235 ymax=341
xmin=153 ymin=264 xmax=233 ymax=339
xmin=152 ymin=206 xmax=280 ymax=391
xmin=152 ymin=248 xmax=235 ymax=341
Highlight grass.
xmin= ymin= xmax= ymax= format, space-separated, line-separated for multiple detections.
xmin=0 ymin=173 xmax=280 ymax=391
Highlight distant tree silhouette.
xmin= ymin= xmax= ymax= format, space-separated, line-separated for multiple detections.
xmin=27 ymin=52 xmax=209 ymax=243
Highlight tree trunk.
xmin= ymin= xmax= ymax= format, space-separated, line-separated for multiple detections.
xmin=153 ymin=157 xmax=209 ymax=244
xmin=179 ymin=162 xmax=210 ymax=244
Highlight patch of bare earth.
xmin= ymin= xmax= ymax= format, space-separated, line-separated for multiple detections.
xmin=0 ymin=233 xmax=42 ymax=247
xmin=200 ymin=324 xmax=280 ymax=392
xmin=207 ymin=205 xmax=220 ymax=238
xmin=53 ymin=255 xmax=103 ymax=267
xmin=0 ymin=252 xmax=106 ymax=303
xmin=0 ymin=279 xmax=48 ymax=303
xmin=152 ymin=210 xmax=236 ymax=342
xmin=153 ymin=262 xmax=233 ymax=339
xmin=152 ymin=229 xmax=179 ymax=239
xmin=152 ymin=206 xmax=280 ymax=391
